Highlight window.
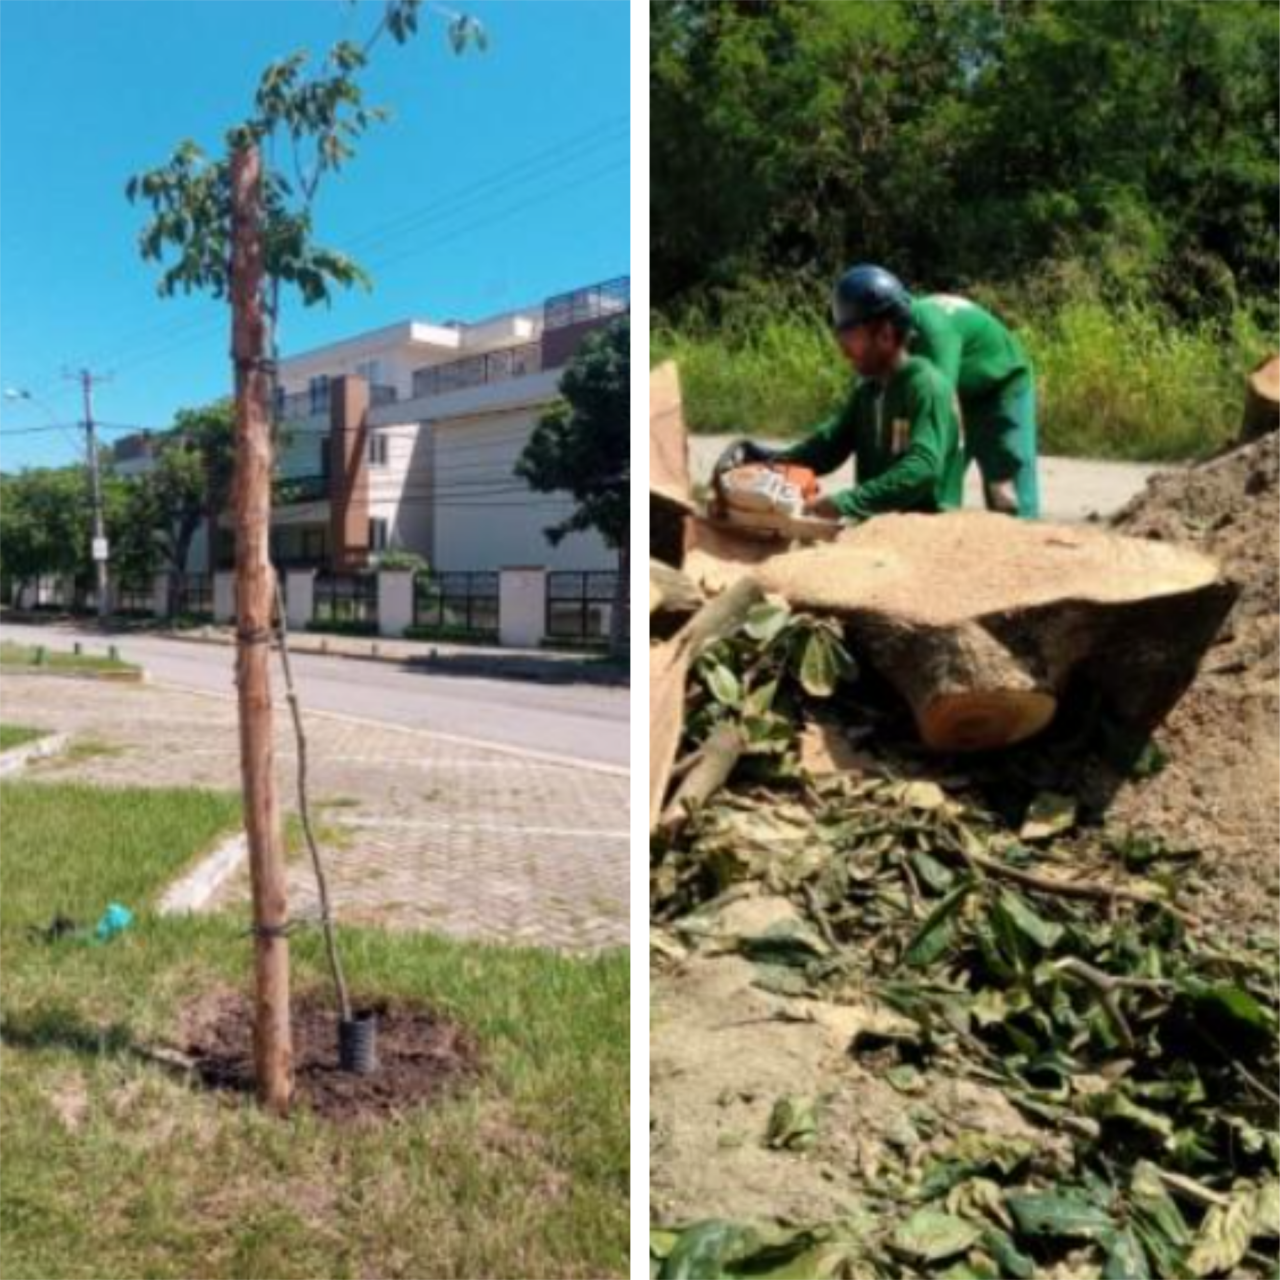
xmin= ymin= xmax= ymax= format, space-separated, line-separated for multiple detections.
xmin=367 ymin=432 xmax=389 ymax=467
xmin=369 ymin=517 xmax=390 ymax=552
xmin=308 ymin=375 xmax=330 ymax=415
xmin=355 ymin=359 xmax=382 ymax=385
xmin=320 ymin=436 xmax=331 ymax=479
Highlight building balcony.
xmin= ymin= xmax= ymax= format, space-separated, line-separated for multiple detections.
xmin=543 ymin=276 xmax=629 ymax=331
xmin=411 ymin=342 xmax=543 ymax=400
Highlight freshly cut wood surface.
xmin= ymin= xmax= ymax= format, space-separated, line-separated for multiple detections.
xmin=685 ymin=511 xmax=1235 ymax=752
xmin=1242 ymin=353 xmax=1279 ymax=442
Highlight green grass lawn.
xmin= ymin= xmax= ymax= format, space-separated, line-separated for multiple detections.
xmin=0 ymin=725 xmax=44 ymax=752
xmin=0 ymin=642 xmax=139 ymax=674
xmin=0 ymin=781 xmax=629 ymax=1280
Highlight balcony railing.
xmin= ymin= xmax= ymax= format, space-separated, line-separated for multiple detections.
xmin=543 ymin=276 xmax=629 ymax=331
xmin=411 ymin=341 xmax=543 ymax=400
xmin=276 ymin=383 xmax=397 ymax=421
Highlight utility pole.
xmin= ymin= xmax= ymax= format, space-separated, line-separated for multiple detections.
xmin=64 ymin=368 xmax=112 ymax=623
xmin=230 ymin=142 xmax=293 ymax=1115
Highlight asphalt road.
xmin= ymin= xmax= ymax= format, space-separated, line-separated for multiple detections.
xmin=0 ymin=622 xmax=630 ymax=770
xmin=687 ymin=437 xmax=1170 ymax=524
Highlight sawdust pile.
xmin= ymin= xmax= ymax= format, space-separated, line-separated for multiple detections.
xmin=1105 ymin=433 xmax=1279 ymax=930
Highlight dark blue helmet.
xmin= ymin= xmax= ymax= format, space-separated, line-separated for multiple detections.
xmin=831 ymin=265 xmax=913 ymax=332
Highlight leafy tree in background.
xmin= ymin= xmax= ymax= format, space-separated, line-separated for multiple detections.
xmin=650 ymin=0 xmax=1279 ymax=325
xmin=517 ymin=317 xmax=630 ymax=656
xmin=122 ymin=402 xmax=237 ymax=612
xmin=0 ymin=469 xmax=93 ymax=603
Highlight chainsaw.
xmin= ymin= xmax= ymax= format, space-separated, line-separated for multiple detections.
xmin=711 ymin=462 xmax=841 ymax=542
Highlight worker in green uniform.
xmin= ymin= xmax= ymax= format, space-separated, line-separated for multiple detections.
xmin=908 ymin=288 xmax=1040 ymax=518
xmin=714 ymin=265 xmax=964 ymax=523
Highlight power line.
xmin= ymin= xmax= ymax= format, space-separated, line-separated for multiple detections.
xmin=11 ymin=119 xmax=629 ymax=400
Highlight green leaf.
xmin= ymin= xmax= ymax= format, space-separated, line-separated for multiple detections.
xmin=979 ymin=1228 xmax=1034 ymax=1279
xmin=1253 ymin=1179 xmax=1280 ymax=1239
xmin=891 ymin=1209 xmax=981 ymax=1263
xmin=703 ymin=662 xmax=742 ymax=708
xmin=765 ymin=1095 xmax=819 ymax=1151
xmin=903 ymin=880 xmax=973 ymax=968
xmin=1103 ymin=1225 xmax=1151 ymax=1280
xmin=1019 ymin=791 xmax=1077 ymax=841
xmin=1186 ymin=1184 xmax=1258 ymax=1278
xmin=658 ymin=1221 xmax=761 ymax=1279
xmin=744 ymin=600 xmax=791 ymax=644
xmin=798 ymin=630 xmax=841 ymax=697
xmin=910 ymin=849 xmax=956 ymax=893
xmin=1006 ymin=1190 xmax=1115 ymax=1241
xmin=995 ymin=889 xmax=1065 ymax=952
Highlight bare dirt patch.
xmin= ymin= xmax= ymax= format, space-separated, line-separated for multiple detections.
xmin=1102 ymin=433 xmax=1280 ymax=933
xmin=179 ymin=989 xmax=481 ymax=1124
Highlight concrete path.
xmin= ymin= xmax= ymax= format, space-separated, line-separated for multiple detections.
xmin=2 ymin=674 xmax=629 ymax=950
xmin=0 ymin=621 xmax=629 ymax=769
xmin=687 ymin=437 xmax=1172 ymax=524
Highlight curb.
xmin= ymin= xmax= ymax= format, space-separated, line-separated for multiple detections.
xmin=153 ymin=628 xmax=627 ymax=685
xmin=158 ymin=831 xmax=249 ymax=914
xmin=1 ymin=667 xmax=147 ymax=684
xmin=0 ymin=732 xmax=70 ymax=778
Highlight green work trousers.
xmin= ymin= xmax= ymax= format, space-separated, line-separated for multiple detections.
xmin=963 ymin=372 xmax=1040 ymax=519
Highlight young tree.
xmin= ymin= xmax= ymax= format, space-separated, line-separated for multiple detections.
xmin=516 ymin=317 xmax=630 ymax=656
xmin=127 ymin=0 xmax=484 ymax=1113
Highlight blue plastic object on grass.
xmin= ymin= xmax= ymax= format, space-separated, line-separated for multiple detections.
xmin=94 ymin=903 xmax=134 ymax=942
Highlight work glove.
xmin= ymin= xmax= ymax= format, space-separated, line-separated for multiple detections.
xmin=712 ymin=438 xmax=778 ymax=483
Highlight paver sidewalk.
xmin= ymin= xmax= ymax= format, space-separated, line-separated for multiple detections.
xmin=2 ymin=674 xmax=629 ymax=950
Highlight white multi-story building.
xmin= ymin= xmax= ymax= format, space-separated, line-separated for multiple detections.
xmin=251 ymin=276 xmax=628 ymax=576
xmin=116 ymin=277 xmax=629 ymax=582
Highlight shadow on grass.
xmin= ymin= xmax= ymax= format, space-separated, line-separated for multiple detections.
xmin=1 ymin=1003 xmax=136 ymax=1058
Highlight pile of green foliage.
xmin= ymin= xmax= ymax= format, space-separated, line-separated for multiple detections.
xmin=650 ymin=599 xmax=1279 ymax=1279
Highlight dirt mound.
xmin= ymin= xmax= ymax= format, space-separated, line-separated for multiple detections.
xmin=1105 ymin=433 xmax=1280 ymax=932
xmin=181 ymin=989 xmax=480 ymax=1123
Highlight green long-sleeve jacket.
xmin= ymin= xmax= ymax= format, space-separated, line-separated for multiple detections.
xmin=909 ymin=295 xmax=1031 ymax=403
xmin=777 ymin=355 xmax=964 ymax=522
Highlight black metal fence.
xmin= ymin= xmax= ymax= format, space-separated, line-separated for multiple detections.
xmin=177 ymin=574 xmax=213 ymax=618
xmin=115 ymin=582 xmax=155 ymax=616
xmin=414 ymin=572 xmax=499 ymax=639
xmin=312 ymin=573 xmax=378 ymax=631
xmin=546 ymin=571 xmax=622 ymax=644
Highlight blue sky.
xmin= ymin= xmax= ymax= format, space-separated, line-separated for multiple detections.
xmin=0 ymin=0 xmax=630 ymax=470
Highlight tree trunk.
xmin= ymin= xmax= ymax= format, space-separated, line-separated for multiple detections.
xmin=230 ymin=143 xmax=292 ymax=1115
xmin=686 ymin=512 xmax=1236 ymax=754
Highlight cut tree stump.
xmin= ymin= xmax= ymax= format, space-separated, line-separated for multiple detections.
xmin=650 ymin=362 xmax=695 ymax=567
xmin=1241 ymin=354 xmax=1279 ymax=443
xmin=686 ymin=511 xmax=1236 ymax=753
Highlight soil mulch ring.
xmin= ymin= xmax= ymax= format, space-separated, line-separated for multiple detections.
xmin=177 ymin=988 xmax=481 ymax=1123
